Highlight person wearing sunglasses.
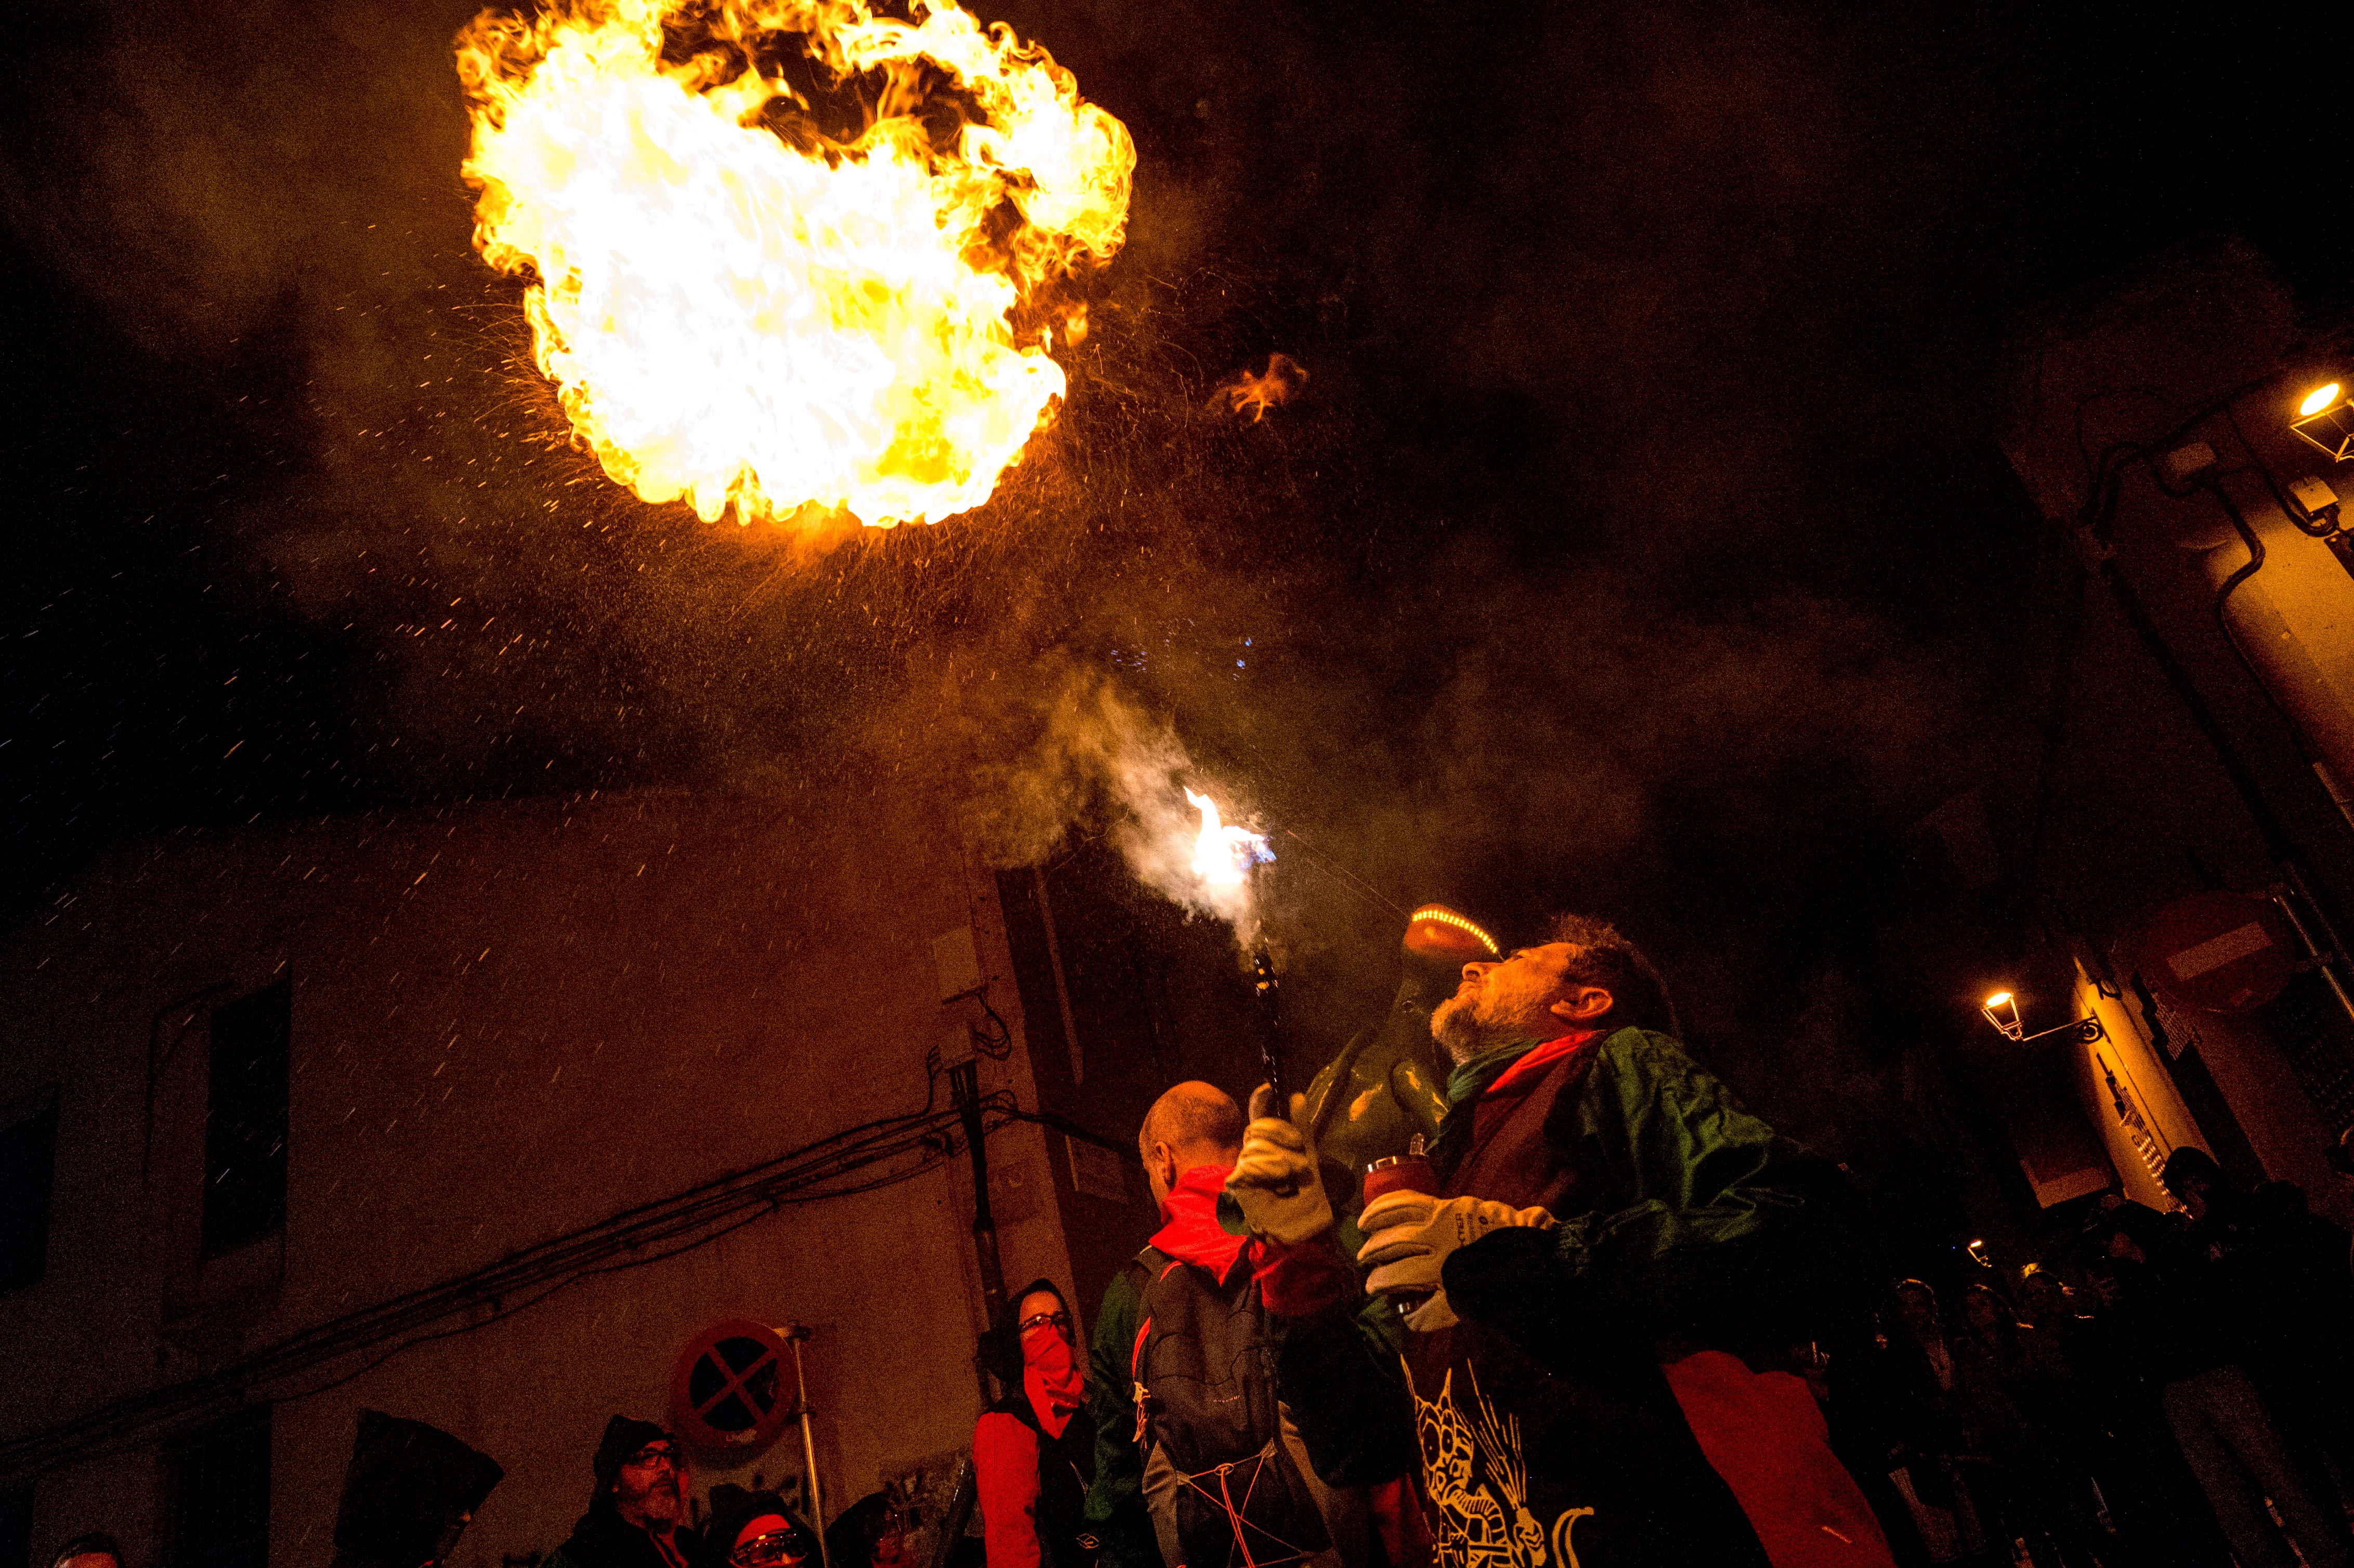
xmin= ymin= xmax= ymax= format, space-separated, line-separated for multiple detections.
xmin=974 ymin=1280 xmax=1095 ymax=1568
xmin=547 ymin=1417 xmax=705 ymax=1568
xmin=696 ymin=1486 xmax=818 ymax=1568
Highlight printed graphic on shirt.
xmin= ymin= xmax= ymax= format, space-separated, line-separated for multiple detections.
xmin=1404 ymin=1359 xmax=1594 ymax=1568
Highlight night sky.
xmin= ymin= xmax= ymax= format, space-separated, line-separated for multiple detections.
xmin=6 ymin=0 xmax=2350 ymax=1061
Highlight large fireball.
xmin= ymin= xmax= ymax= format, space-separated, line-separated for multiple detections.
xmin=456 ymin=0 xmax=1133 ymax=528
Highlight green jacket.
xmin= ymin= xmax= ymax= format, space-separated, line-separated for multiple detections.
xmin=1081 ymin=1264 xmax=1158 ymax=1568
xmin=1277 ymin=1026 xmax=1859 ymax=1487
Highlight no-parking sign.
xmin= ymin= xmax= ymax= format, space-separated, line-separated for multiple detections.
xmin=672 ymin=1318 xmax=795 ymax=1450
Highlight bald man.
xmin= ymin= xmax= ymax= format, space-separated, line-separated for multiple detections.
xmin=1137 ymin=1080 xmax=1244 ymax=1208
xmin=1083 ymin=1083 xmax=1244 ymax=1568
xmin=1084 ymin=1084 xmax=1365 ymax=1568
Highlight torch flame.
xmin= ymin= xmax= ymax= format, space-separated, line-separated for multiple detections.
xmin=1184 ymin=787 xmax=1271 ymax=890
xmin=455 ymin=0 xmax=1133 ymax=528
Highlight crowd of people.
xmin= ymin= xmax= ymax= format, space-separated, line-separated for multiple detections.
xmin=38 ymin=908 xmax=2354 ymax=1568
xmin=1820 ymin=1157 xmax=2354 ymax=1568
xmin=976 ymin=907 xmax=2354 ymax=1568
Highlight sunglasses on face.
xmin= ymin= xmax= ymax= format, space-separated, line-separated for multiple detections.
xmin=1017 ymin=1310 xmax=1072 ymax=1337
xmin=730 ymin=1533 xmax=807 ymax=1568
xmin=623 ymin=1446 xmax=679 ymax=1470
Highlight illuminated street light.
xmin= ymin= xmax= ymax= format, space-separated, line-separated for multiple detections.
xmin=1977 ymin=989 xmax=2103 ymax=1047
xmin=2291 ymin=381 xmax=2354 ymax=461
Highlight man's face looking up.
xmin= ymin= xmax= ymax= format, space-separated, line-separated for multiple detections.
xmin=1430 ymin=942 xmax=1612 ymax=1062
xmin=613 ymin=1440 xmax=688 ymax=1531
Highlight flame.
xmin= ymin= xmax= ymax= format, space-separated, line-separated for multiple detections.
xmin=1184 ymin=787 xmax=1271 ymax=890
xmin=1222 ymin=354 xmax=1307 ymax=423
xmin=455 ymin=0 xmax=1133 ymax=528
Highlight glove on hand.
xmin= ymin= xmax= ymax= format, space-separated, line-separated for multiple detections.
xmin=1224 ymin=1084 xmax=1336 ymax=1247
xmin=1356 ymin=1191 xmax=1556 ymax=1332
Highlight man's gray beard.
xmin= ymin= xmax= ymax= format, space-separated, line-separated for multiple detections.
xmin=1432 ymin=996 xmax=1513 ymax=1064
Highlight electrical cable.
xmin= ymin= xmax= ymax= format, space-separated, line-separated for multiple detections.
xmin=2222 ymin=404 xmax=2342 ymax=537
xmin=0 ymin=1059 xmax=1045 ymax=1486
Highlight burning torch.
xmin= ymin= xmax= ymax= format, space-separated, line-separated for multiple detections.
xmin=1184 ymin=787 xmax=1280 ymax=1095
xmin=1253 ymin=932 xmax=1283 ymax=1104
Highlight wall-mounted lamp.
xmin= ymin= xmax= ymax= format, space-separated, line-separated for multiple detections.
xmin=1980 ymin=990 xmax=2104 ymax=1046
xmin=2292 ymin=382 xmax=2354 ymax=461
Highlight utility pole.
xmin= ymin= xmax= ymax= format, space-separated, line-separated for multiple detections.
xmin=949 ymin=1059 xmax=1008 ymax=1404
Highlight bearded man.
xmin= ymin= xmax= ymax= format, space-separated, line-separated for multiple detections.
xmin=1228 ymin=913 xmax=1892 ymax=1568
xmin=547 ymin=1419 xmax=701 ymax=1568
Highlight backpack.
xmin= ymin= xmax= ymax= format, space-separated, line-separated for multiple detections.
xmin=1127 ymin=1246 xmax=1330 ymax=1568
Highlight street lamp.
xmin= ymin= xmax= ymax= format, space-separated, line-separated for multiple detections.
xmin=1979 ymin=990 xmax=2103 ymax=1046
xmin=2291 ymin=381 xmax=2354 ymax=461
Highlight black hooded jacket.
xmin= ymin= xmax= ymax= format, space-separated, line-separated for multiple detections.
xmin=547 ymin=1418 xmax=703 ymax=1568
xmin=331 ymin=1411 xmax=504 ymax=1568
xmin=549 ymin=1500 xmax=706 ymax=1568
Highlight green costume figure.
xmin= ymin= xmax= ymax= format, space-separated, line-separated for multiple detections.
xmin=1302 ymin=904 xmax=1499 ymax=1252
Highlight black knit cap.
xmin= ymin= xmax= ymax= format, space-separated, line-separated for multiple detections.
xmin=593 ymin=1416 xmax=675 ymax=1492
xmin=331 ymin=1410 xmax=504 ymax=1568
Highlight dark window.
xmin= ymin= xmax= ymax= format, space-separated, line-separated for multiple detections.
xmin=0 ymin=1090 xmax=58 ymax=1292
xmin=167 ymin=1409 xmax=271 ymax=1568
xmin=203 ymin=979 xmax=290 ymax=1258
xmin=0 ymin=1485 xmax=32 ymax=1568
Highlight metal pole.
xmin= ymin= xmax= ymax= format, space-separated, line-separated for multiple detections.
xmin=950 ymin=1061 xmax=1008 ymax=1403
xmin=2270 ymin=875 xmax=2354 ymax=1033
xmin=784 ymin=1324 xmax=830 ymax=1567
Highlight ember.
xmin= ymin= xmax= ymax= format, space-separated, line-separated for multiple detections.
xmin=455 ymin=0 xmax=1133 ymax=529
xmin=1222 ymin=354 xmax=1307 ymax=423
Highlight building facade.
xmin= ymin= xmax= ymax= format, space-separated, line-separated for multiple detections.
xmin=1991 ymin=240 xmax=2354 ymax=1227
xmin=0 ymin=783 xmax=1198 ymax=1568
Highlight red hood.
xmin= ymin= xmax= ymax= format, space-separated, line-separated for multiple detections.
xmin=1150 ymin=1164 xmax=1249 ymax=1283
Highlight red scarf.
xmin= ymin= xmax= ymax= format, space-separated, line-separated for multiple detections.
xmin=1022 ymin=1325 xmax=1083 ymax=1438
xmin=1148 ymin=1163 xmax=1249 ymax=1283
xmin=1471 ymin=1030 xmax=1601 ymax=1144
xmin=1484 ymin=1030 xmax=1601 ymax=1098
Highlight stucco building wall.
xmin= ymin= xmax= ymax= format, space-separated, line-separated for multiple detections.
xmin=0 ymin=784 xmax=1083 ymax=1568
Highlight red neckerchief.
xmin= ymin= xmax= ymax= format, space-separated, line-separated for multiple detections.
xmin=1148 ymin=1163 xmax=1248 ymax=1283
xmin=1484 ymin=1029 xmax=1602 ymax=1098
xmin=1469 ymin=1030 xmax=1603 ymax=1147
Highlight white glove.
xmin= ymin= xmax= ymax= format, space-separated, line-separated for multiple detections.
xmin=1223 ymin=1085 xmax=1335 ymax=1246
xmin=1356 ymin=1191 xmax=1556 ymax=1332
